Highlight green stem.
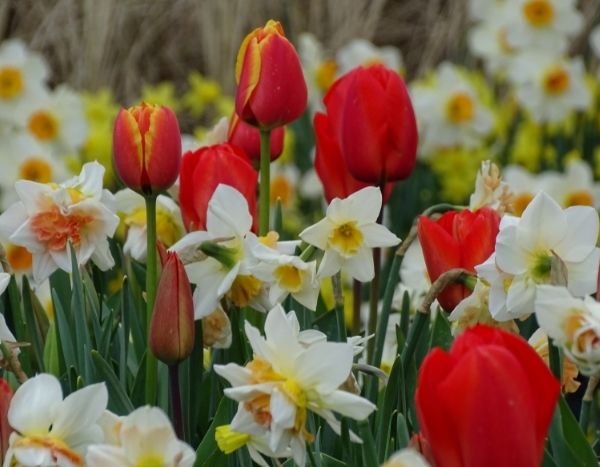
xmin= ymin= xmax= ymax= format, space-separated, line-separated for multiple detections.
xmin=400 ymin=312 xmax=428 ymax=373
xmin=548 ymin=337 xmax=561 ymax=381
xmin=366 ymin=246 xmax=380 ymax=361
xmin=259 ymin=129 xmax=271 ymax=235
xmin=169 ymin=364 xmax=184 ymax=439
xmin=352 ymin=280 xmax=361 ymax=335
xmin=145 ymin=194 xmax=158 ymax=405
xmin=579 ymin=375 xmax=599 ymax=434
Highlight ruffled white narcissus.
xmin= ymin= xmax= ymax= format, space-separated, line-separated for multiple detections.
xmin=4 ymin=373 xmax=108 ymax=467
xmin=214 ymin=305 xmax=376 ymax=467
xmin=86 ymin=406 xmax=195 ymax=467
xmin=0 ymin=161 xmax=119 ymax=284
xmin=300 ymin=186 xmax=400 ymax=282
xmin=382 ymin=448 xmax=431 ymax=467
xmin=535 ymin=285 xmax=600 ymax=375
xmin=477 ymin=191 xmax=600 ymax=320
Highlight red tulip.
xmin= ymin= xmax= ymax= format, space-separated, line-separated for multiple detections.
xmin=113 ymin=103 xmax=181 ymax=194
xmin=179 ymin=143 xmax=258 ymax=231
xmin=149 ymin=251 xmax=195 ymax=365
xmin=417 ymin=207 xmax=500 ymax=311
xmin=235 ymin=20 xmax=307 ymax=129
xmin=314 ymin=110 xmax=395 ymax=204
xmin=323 ymin=64 xmax=417 ymax=184
xmin=416 ymin=325 xmax=560 ymax=467
xmin=0 ymin=378 xmax=11 ymax=462
xmin=228 ymin=113 xmax=285 ymax=166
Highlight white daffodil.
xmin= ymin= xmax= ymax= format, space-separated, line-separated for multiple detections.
xmin=382 ymin=448 xmax=431 ymax=467
xmin=503 ymin=164 xmax=560 ymax=215
xmin=469 ymin=160 xmax=512 ymax=214
xmin=591 ymin=25 xmax=600 ymax=61
xmin=216 ymin=407 xmax=289 ymax=467
xmin=468 ymin=0 xmax=504 ymax=21
xmin=508 ymin=54 xmax=590 ymax=123
xmin=251 ymin=240 xmax=319 ymax=310
xmin=552 ymin=159 xmax=600 ymax=209
xmin=0 ymin=161 xmax=119 ymax=284
xmin=535 ymin=285 xmax=600 ymax=375
xmin=16 ymin=86 xmax=88 ymax=156
xmin=336 ymin=39 xmax=403 ymax=76
xmin=410 ymin=63 xmax=495 ymax=157
xmin=214 ymin=305 xmax=376 ymax=467
xmin=170 ymin=184 xmax=267 ymax=318
xmin=299 ymin=187 xmax=400 ymax=282
xmin=115 ymin=189 xmax=184 ymax=263
xmin=396 ymin=239 xmax=430 ymax=311
xmin=503 ymin=0 xmax=582 ymax=54
xmin=202 ymin=306 xmax=233 ymax=349
xmin=297 ymin=33 xmax=330 ymax=113
xmin=86 ymin=406 xmax=195 ymax=467
xmin=4 ymin=373 xmax=107 ymax=467
xmin=0 ymin=39 xmax=48 ymax=127
xmin=480 ymin=191 xmax=600 ymax=320
xmin=0 ymin=134 xmax=69 ymax=210
xmin=468 ymin=4 xmax=517 ymax=75
xmin=270 ymin=163 xmax=300 ymax=209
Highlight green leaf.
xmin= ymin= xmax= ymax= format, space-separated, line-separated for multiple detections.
xmin=90 ymin=350 xmax=134 ymax=414
xmin=194 ymin=398 xmax=232 ymax=467
xmin=321 ymin=453 xmax=346 ymax=467
xmin=43 ymin=321 xmax=60 ymax=375
xmin=358 ymin=420 xmax=378 ymax=467
xmin=70 ymin=244 xmax=93 ymax=382
xmin=21 ymin=276 xmax=46 ymax=372
xmin=376 ymin=356 xmax=401 ymax=462
xmin=52 ymin=290 xmax=77 ymax=372
xmin=557 ymin=396 xmax=598 ymax=466
xmin=429 ymin=308 xmax=453 ymax=351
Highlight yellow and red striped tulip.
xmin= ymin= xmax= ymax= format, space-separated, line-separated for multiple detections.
xmin=113 ymin=102 xmax=181 ymax=195
xmin=235 ymin=20 xmax=307 ymax=129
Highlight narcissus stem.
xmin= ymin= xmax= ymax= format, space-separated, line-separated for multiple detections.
xmin=367 ymin=208 xmax=384 ymax=361
xmin=145 ymin=194 xmax=158 ymax=404
xmin=259 ymin=129 xmax=271 ymax=235
xmin=169 ymin=364 xmax=184 ymax=439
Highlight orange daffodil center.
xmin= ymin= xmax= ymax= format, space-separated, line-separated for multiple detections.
xmin=28 ymin=110 xmax=60 ymax=141
xmin=446 ymin=92 xmax=475 ymax=124
xmin=0 ymin=66 xmax=23 ymax=99
xmin=543 ymin=66 xmax=570 ymax=96
xmin=523 ymin=0 xmax=555 ymax=27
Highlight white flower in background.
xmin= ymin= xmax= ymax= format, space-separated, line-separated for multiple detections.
xmin=591 ymin=25 xmax=600 ymax=60
xmin=0 ymin=134 xmax=69 ymax=210
xmin=336 ymin=39 xmax=403 ymax=76
xmin=297 ymin=33 xmax=330 ymax=112
xmin=86 ymin=406 xmax=195 ymax=467
xmin=469 ymin=160 xmax=512 ymax=214
xmin=170 ymin=184 xmax=267 ymax=318
xmin=251 ymin=241 xmax=319 ymax=310
xmin=115 ymin=189 xmax=184 ymax=263
xmin=214 ymin=306 xmax=376 ymax=467
xmin=270 ymin=163 xmax=300 ymax=209
xmin=300 ymin=187 xmax=400 ymax=282
xmin=0 ymin=39 xmax=48 ymax=125
xmin=508 ymin=54 xmax=590 ymax=123
xmin=503 ymin=0 xmax=583 ymax=53
xmin=481 ymin=191 xmax=600 ymax=320
xmin=298 ymin=168 xmax=324 ymax=201
xmin=396 ymin=239 xmax=430 ymax=310
xmin=17 ymin=86 xmax=88 ymax=155
xmin=382 ymin=448 xmax=431 ymax=467
xmin=202 ymin=306 xmax=232 ymax=349
xmin=380 ymin=313 xmax=400 ymax=374
xmin=468 ymin=0 xmax=505 ymax=21
xmin=468 ymin=4 xmax=517 ymax=74
xmin=410 ymin=63 xmax=495 ymax=156
xmin=535 ymin=285 xmax=600 ymax=375
xmin=476 ymin=252 xmax=516 ymax=321
xmin=0 ymin=162 xmax=119 ymax=283
xmin=553 ymin=159 xmax=600 ymax=209
xmin=216 ymin=407 xmax=289 ymax=467
xmin=503 ymin=164 xmax=560 ymax=215
xmin=4 ymin=373 xmax=107 ymax=467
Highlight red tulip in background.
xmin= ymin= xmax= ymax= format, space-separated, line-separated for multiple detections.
xmin=113 ymin=102 xmax=181 ymax=194
xmin=228 ymin=113 xmax=285 ymax=165
xmin=323 ymin=64 xmax=417 ymax=184
xmin=417 ymin=207 xmax=500 ymax=311
xmin=416 ymin=325 xmax=560 ymax=467
xmin=149 ymin=251 xmax=195 ymax=365
xmin=178 ymin=143 xmax=258 ymax=231
xmin=314 ymin=112 xmax=395 ymax=203
xmin=235 ymin=20 xmax=307 ymax=129
xmin=0 ymin=378 xmax=11 ymax=461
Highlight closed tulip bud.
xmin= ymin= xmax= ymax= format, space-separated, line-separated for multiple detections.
xmin=324 ymin=65 xmax=417 ymax=184
xmin=416 ymin=325 xmax=560 ymax=467
xmin=228 ymin=113 xmax=285 ymax=165
xmin=418 ymin=207 xmax=499 ymax=311
xmin=314 ymin=111 xmax=395 ymax=204
xmin=149 ymin=252 xmax=195 ymax=365
xmin=179 ymin=143 xmax=258 ymax=231
xmin=235 ymin=20 xmax=307 ymax=129
xmin=113 ymin=102 xmax=181 ymax=195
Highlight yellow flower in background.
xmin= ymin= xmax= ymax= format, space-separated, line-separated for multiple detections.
xmin=140 ymin=81 xmax=180 ymax=111
xmin=277 ymin=127 xmax=295 ymax=164
xmin=429 ymin=146 xmax=488 ymax=203
xmin=182 ymin=71 xmax=222 ymax=117
xmin=509 ymin=118 xmax=543 ymax=171
xmin=81 ymin=88 xmax=118 ymax=126
xmin=215 ymin=95 xmax=234 ymax=118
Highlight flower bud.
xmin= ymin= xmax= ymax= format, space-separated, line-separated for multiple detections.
xmin=235 ymin=20 xmax=307 ymax=129
xmin=149 ymin=252 xmax=195 ymax=365
xmin=228 ymin=113 xmax=284 ymax=165
xmin=113 ymin=102 xmax=181 ymax=195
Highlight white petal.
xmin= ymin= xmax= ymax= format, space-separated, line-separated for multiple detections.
xmin=206 ymin=184 xmax=252 ymax=238
xmin=566 ymin=249 xmax=600 ymax=297
xmin=360 ymin=223 xmax=401 ymax=248
xmin=346 ymin=187 xmax=382 ymax=224
xmin=318 ymin=250 xmax=343 ymax=278
xmin=505 ymin=277 xmax=536 ymax=319
xmin=344 ymin=246 xmax=374 ymax=282
xmin=318 ymin=390 xmax=376 ymax=420
xmin=517 ymin=192 xmax=567 ymax=251
xmin=52 ymin=383 xmax=108 ymax=439
xmin=554 ymin=206 xmax=599 ymax=262
xmin=270 ymin=388 xmax=296 ymax=430
xmin=299 ymin=218 xmax=332 ymax=250
xmin=294 ymin=342 xmax=353 ymax=393
xmin=86 ymin=445 xmax=130 ymax=467
xmin=495 ymin=225 xmax=528 ymax=275
xmin=213 ymin=364 xmax=252 ymax=387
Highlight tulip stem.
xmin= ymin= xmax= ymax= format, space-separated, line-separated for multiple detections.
xmin=259 ymin=129 xmax=271 ymax=235
xmin=145 ymin=194 xmax=158 ymax=405
xmin=580 ymin=375 xmax=600 ymax=434
xmin=169 ymin=364 xmax=184 ymax=439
